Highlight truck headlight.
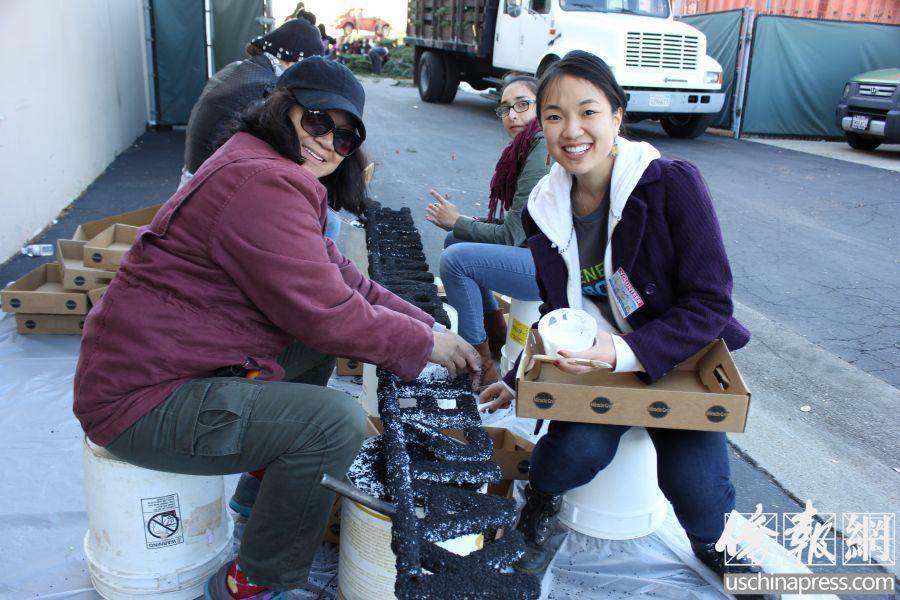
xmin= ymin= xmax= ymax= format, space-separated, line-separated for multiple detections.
xmin=842 ymin=83 xmax=851 ymax=99
xmin=705 ymin=71 xmax=722 ymax=85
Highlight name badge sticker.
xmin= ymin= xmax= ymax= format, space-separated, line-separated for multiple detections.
xmin=609 ymin=268 xmax=644 ymax=318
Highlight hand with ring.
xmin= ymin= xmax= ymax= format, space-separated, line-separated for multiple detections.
xmin=425 ymin=189 xmax=460 ymax=231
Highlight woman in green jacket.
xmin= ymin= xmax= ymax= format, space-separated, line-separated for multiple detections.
xmin=426 ymin=75 xmax=550 ymax=384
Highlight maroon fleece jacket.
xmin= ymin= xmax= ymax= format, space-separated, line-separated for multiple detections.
xmin=74 ymin=133 xmax=434 ymax=445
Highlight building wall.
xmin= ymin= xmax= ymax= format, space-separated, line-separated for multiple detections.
xmin=681 ymin=0 xmax=898 ymax=24
xmin=0 ymin=0 xmax=149 ymax=261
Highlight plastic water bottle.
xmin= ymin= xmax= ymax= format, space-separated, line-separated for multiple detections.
xmin=21 ymin=244 xmax=54 ymax=257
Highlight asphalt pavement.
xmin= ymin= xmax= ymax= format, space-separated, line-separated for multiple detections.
xmin=1 ymin=77 xmax=895 ymax=591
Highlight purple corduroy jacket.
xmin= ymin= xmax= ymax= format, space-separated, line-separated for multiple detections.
xmin=75 ymin=133 xmax=435 ymax=445
xmin=503 ymin=158 xmax=750 ymax=388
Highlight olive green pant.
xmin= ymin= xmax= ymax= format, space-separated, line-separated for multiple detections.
xmin=105 ymin=343 xmax=366 ymax=590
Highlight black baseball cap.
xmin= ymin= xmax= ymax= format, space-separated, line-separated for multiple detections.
xmin=277 ymin=57 xmax=366 ymax=140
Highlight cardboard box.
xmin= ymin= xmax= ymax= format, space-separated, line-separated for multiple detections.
xmin=15 ymin=313 xmax=85 ymax=335
xmin=515 ymin=331 xmax=751 ymax=433
xmin=73 ymin=204 xmax=161 ymax=242
xmin=336 ymin=357 xmax=365 ymax=377
xmin=57 ymin=240 xmax=114 ymax=291
xmin=83 ymin=224 xmax=139 ymax=271
xmin=87 ymin=285 xmax=109 ymax=306
xmin=365 ymin=416 xmax=534 ymax=482
xmin=1 ymin=264 xmax=89 ymax=315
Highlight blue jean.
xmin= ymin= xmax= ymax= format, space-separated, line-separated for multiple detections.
xmin=325 ymin=208 xmax=341 ymax=240
xmin=439 ymin=232 xmax=541 ymax=345
xmin=530 ymin=422 xmax=735 ymax=543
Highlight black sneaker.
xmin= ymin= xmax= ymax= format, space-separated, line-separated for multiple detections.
xmin=691 ymin=540 xmax=780 ymax=599
xmin=513 ymin=484 xmax=563 ymax=574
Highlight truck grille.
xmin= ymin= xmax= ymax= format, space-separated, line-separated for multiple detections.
xmin=626 ymin=32 xmax=698 ymax=70
xmin=858 ymin=84 xmax=895 ymax=97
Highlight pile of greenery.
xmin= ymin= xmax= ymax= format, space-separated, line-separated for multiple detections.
xmin=342 ymin=41 xmax=414 ymax=80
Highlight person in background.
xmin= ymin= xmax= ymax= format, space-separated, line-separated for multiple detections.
xmin=478 ymin=52 xmax=770 ymax=599
xmin=181 ymin=17 xmax=322 ymax=186
xmin=425 ymin=76 xmax=550 ymax=384
xmin=74 ymin=57 xmax=481 ymax=600
xmin=368 ymin=42 xmax=389 ymax=75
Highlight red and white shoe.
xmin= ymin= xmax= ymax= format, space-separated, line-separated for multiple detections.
xmin=204 ymin=560 xmax=282 ymax=600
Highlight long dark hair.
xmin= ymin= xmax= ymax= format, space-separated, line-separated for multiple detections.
xmin=217 ymin=88 xmax=368 ymax=215
xmin=487 ymin=74 xmax=541 ymax=222
xmin=536 ymin=51 xmax=627 ymax=123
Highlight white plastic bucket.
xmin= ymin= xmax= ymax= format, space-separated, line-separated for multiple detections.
xmin=558 ymin=427 xmax=668 ymax=540
xmin=338 ymin=490 xmax=485 ymax=600
xmin=82 ymin=438 xmax=234 ymax=599
xmin=499 ymin=299 xmax=542 ymax=377
xmin=537 ymin=308 xmax=598 ymax=358
xmin=442 ymin=302 xmax=459 ymax=334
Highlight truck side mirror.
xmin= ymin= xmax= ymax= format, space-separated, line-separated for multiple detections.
xmin=506 ymin=0 xmax=523 ymax=17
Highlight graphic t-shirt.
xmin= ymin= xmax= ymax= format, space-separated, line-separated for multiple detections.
xmin=574 ymin=192 xmax=615 ymax=327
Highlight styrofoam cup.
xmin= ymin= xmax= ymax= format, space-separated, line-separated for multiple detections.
xmin=537 ymin=308 xmax=598 ymax=358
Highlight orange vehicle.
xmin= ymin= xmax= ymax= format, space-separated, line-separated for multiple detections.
xmin=334 ymin=8 xmax=391 ymax=37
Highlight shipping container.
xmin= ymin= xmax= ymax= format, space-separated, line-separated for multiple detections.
xmin=680 ymin=0 xmax=898 ymax=24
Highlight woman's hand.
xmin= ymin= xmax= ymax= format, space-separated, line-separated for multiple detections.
xmin=425 ymin=189 xmax=460 ymax=231
xmin=478 ymin=382 xmax=513 ymax=413
xmin=430 ymin=331 xmax=481 ymax=380
xmin=554 ymin=332 xmax=617 ymax=375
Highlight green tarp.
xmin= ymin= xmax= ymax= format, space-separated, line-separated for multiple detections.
xmin=680 ymin=10 xmax=743 ymax=130
xmin=212 ymin=0 xmax=266 ymax=71
xmin=151 ymin=0 xmax=266 ymax=126
xmin=742 ymin=16 xmax=900 ymax=137
xmin=152 ymin=0 xmax=207 ymax=126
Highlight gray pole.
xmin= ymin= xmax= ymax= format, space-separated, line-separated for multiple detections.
xmin=732 ymin=7 xmax=755 ymax=139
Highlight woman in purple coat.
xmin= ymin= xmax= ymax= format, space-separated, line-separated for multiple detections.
xmin=479 ymin=51 xmax=769 ymax=594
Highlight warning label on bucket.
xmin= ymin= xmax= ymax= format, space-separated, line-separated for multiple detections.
xmin=142 ymin=494 xmax=184 ymax=549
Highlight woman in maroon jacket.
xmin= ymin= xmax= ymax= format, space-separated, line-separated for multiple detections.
xmin=479 ymin=52 xmax=769 ymax=596
xmin=74 ymin=57 xmax=479 ymax=600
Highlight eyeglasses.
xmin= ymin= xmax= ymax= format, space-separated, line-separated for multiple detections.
xmin=300 ymin=110 xmax=364 ymax=157
xmin=495 ymin=99 xmax=536 ymax=118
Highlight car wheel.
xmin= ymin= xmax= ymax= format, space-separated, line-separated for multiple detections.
xmin=343 ymin=23 xmax=353 ymax=36
xmin=845 ymin=132 xmax=882 ymax=151
xmin=418 ymin=51 xmax=446 ymax=103
xmin=660 ymin=114 xmax=714 ymax=139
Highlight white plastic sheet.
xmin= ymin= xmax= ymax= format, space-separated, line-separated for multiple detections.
xmin=1 ymin=313 xmax=831 ymax=599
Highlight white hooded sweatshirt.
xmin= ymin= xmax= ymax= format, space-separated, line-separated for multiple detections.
xmin=525 ymin=136 xmax=661 ymax=373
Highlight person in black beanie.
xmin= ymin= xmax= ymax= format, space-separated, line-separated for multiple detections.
xmin=180 ymin=17 xmax=323 ymax=188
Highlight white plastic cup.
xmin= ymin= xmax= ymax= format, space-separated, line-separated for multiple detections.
xmin=537 ymin=308 xmax=598 ymax=358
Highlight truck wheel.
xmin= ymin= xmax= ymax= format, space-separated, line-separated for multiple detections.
xmin=418 ymin=51 xmax=447 ymax=103
xmin=439 ymin=54 xmax=460 ymax=103
xmin=660 ymin=114 xmax=714 ymax=139
xmin=845 ymin=132 xmax=881 ymax=151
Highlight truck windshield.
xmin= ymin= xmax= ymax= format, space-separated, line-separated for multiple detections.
xmin=560 ymin=0 xmax=670 ymax=18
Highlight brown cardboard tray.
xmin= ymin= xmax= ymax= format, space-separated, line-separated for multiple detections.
xmin=1 ymin=264 xmax=89 ymax=315
xmin=87 ymin=285 xmax=109 ymax=306
xmin=515 ymin=331 xmax=750 ymax=432
xmin=336 ymin=357 xmax=366 ymax=377
xmin=83 ymin=224 xmax=139 ymax=271
xmin=15 ymin=313 xmax=86 ymax=335
xmin=57 ymin=240 xmax=114 ymax=291
xmin=72 ymin=204 xmax=161 ymax=241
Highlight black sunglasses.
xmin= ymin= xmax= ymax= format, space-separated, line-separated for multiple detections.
xmin=300 ymin=110 xmax=364 ymax=157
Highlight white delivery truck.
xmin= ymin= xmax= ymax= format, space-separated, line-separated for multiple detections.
xmin=405 ymin=0 xmax=724 ymax=138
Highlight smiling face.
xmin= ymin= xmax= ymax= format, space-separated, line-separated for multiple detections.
xmin=539 ymin=75 xmax=623 ymax=177
xmin=288 ymin=105 xmax=351 ymax=178
xmin=500 ymin=81 xmax=538 ymax=139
